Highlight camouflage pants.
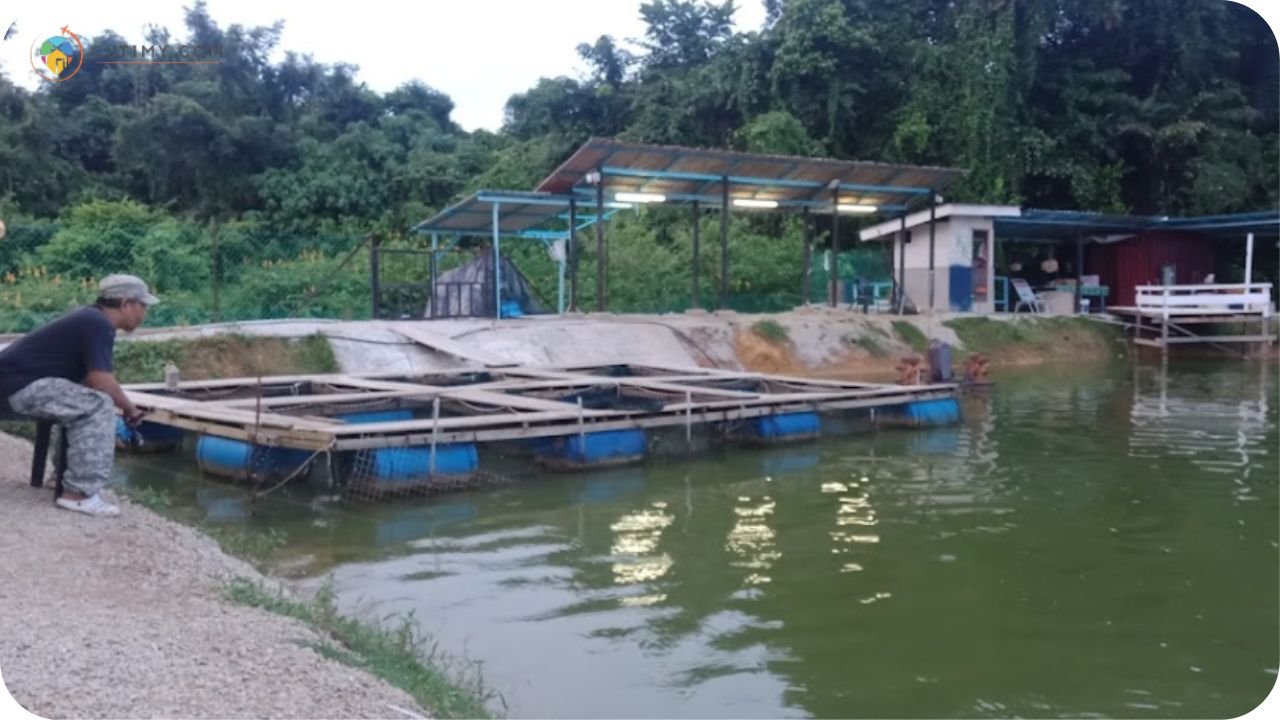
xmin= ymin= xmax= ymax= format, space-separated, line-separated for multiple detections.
xmin=7 ymin=378 xmax=116 ymax=497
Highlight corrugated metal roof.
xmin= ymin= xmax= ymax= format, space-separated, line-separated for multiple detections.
xmin=535 ymin=137 xmax=965 ymax=211
xmin=412 ymin=190 xmax=602 ymax=237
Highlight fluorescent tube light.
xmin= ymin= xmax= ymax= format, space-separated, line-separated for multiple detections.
xmin=615 ymin=192 xmax=666 ymax=204
xmin=733 ymin=198 xmax=779 ymax=209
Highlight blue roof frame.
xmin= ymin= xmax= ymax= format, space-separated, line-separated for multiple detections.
xmin=411 ymin=190 xmax=623 ymax=240
xmin=995 ymin=209 xmax=1280 ymax=240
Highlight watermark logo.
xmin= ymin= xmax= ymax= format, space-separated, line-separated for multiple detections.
xmin=30 ymin=25 xmax=84 ymax=83
xmin=96 ymin=42 xmax=224 ymax=64
xmin=22 ymin=23 xmax=225 ymax=82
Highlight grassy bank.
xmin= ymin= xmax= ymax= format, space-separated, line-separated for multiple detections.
xmin=114 ymin=332 xmax=338 ymax=384
xmin=223 ymin=577 xmax=493 ymax=719
xmin=943 ymin=316 xmax=1126 ymax=365
xmin=118 ymin=482 xmax=493 ymax=719
xmin=114 ymin=482 xmax=495 ymax=718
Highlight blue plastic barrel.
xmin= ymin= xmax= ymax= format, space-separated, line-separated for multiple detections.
xmin=196 ymin=435 xmax=315 ymax=482
xmin=734 ymin=412 xmax=821 ymax=444
xmin=339 ymin=409 xmax=479 ymax=486
xmin=534 ymin=429 xmax=647 ymax=469
xmin=880 ymin=398 xmax=962 ymax=428
xmin=358 ymin=444 xmax=479 ymax=482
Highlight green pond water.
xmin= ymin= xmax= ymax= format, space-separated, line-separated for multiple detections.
xmin=120 ymin=360 xmax=1278 ymax=718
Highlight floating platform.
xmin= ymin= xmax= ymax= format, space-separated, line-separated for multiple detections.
xmin=121 ymin=363 xmax=959 ymax=492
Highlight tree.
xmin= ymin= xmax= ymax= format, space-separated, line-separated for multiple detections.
xmin=638 ymin=0 xmax=737 ymax=69
xmin=386 ymin=81 xmax=459 ymax=132
xmin=578 ymin=35 xmax=634 ymax=87
xmin=732 ymin=110 xmax=823 ymax=155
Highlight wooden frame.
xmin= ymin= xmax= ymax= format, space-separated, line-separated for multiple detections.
xmin=124 ymin=363 xmax=959 ymax=451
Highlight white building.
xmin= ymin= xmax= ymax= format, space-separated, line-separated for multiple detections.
xmin=859 ymin=204 xmax=1020 ymax=313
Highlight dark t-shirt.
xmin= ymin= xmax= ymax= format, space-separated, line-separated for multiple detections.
xmin=0 ymin=306 xmax=116 ymax=399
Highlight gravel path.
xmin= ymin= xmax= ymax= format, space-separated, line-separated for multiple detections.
xmin=0 ymin=431 xmax=428 ymax=719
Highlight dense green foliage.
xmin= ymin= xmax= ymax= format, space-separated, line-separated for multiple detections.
xmin=1 ymin=0 xmax=1274 ymax=327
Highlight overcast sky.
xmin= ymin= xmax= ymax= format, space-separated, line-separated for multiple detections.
xmin=2 ymin=0 xmax=768 ymax=130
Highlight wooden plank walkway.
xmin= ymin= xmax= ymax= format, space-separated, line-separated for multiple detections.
xmin=124 ymin=363 xmax=956 ymax=451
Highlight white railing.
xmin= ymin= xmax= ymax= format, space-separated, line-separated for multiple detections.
xmin=1135 ymin=283 xmax=1274 ymax=318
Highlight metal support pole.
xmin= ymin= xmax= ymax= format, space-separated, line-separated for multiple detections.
xmin=829 ymin=188 xmax=840 ymax=307
xmin=720 ymin=176 xmax=730 ymax=309
xmin=1161 ymin=285 xmax=1171 ymax=355
xmin=898 ymin=214 xmax=907 ymax=314
xmin=1245 ymin=232 xmax=1255 ymax=291
xmin=995 ymin=226 xmax=1002 ymax=312
xmin=210 ymin=221 xmax=221 ymax=323
xmin=429 ymin=233 xmax=438 ymax=319
xmin=556 ymin=239 xmax=566 ymax=314
xmin=492 ymin=202 xmax=502 ymax=318
xmin=596 ymin=170 xmax=606 ymax=312
xmin=369 ymin=234 xmax=381 ymax=320
xmin=568 ymin=198 xmax=578 ymax=311
xmin=1075 ymin=231 xmax=1084 ymax=313
xmin=685 ymin=390 xmax=693 ymax=447
xmin=801 ymin=208 xmax=812 ymax=304
xmin=928 ymin=191 xmax=937 ymax=312
xmin=691 ymin=200 xmax=701 ymax=309
xmin=429 ymin=397 xmax=440 ymax=475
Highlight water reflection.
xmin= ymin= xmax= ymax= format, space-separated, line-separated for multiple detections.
xmin=726 ymin=496 xmax=780 ymax=585
xmin=1129 ymin=361 xmax=1273 ymax=487
xmin=611 ymin=503 xmax=675 ymax=591
xmin=120 ymin=362 xmax=1279 ymax=718
xmin=578 ymin=472 xmax=648 ymax=505
xmin=374 ymin=499 xmax=477 ymax=546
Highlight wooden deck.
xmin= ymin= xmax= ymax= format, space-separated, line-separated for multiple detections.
xmin=123 ymin=364 xmax=956 ymax=451
xmin=1109 ymin=283 xmax=1275 ymax=352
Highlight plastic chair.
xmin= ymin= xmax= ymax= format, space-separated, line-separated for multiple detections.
xmin=1011 ymin=278 xmax=1046 ymax=313
xmin=0 ymin=408 xmax=67 ymax=493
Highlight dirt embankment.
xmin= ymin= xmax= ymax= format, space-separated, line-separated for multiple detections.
xmin=34 ymin=310 xmax=1134 ymax=387
xmin=722 ymin=311 xmax=1125 ymax=379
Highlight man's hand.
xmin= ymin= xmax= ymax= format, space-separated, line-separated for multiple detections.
xmin=87 ymin=369 xmax=143 ymax=425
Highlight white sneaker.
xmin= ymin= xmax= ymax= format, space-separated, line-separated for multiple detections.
xmin=56 ymin=494 xmax=121 ymax=517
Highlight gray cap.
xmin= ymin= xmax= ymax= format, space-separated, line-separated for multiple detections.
xmin=99 ymin=274 xmax=160 ymax=305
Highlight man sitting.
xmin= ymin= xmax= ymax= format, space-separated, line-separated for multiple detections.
xmin=0 ymin=274 xmax=159 ymax=517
